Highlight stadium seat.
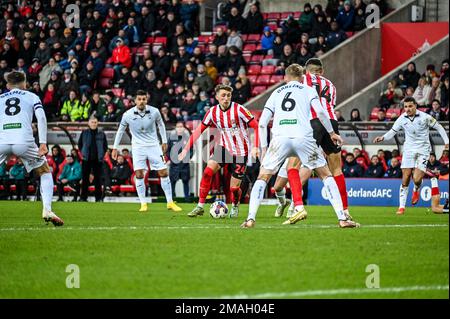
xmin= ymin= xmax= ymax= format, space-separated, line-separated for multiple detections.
xmin=243 ymin=54 xmax=252 ymax=64
xmin=100 ymin=68 xmax=114 ymax=79
xmin=386 ymin=108 xmax=401 ymax=120
xmin=251 ymin=85 xmax=267 ymax=96
xmin=145 ymin=36 xmax=155 ymax=44
xmin=269 ymin=75 xmax=283 ymax=85
xmin=98 ymin=77 xmax=112 ymax=89
xmin=247 ymin=75 xmax=258 ymax=84
xmin=243 ymin=43 xmax=257 ymax=53
xmin=250 ymin=55 xmax=264 ymax=64
xmin=280 ymin=12 xmax=293 ymax=20
xmin=418 ymin=107 xmax=428 ymax=112
xmin=370 ymin=107 xmax=380 ymax=121
xmin=240 ymin=34 xmax=248 ymax=42
xmin=111 ymin=88 xmax=125 ymax=97
xmin=346 ymin=31 xmax=354 ymax=38
xmin=266 ymin=12 xmax=280 ymax=21
xmin=267 ymin=22 xmax=278 ymax=31
xmin=293 ymin=12 xmax=302 ymax=19
xmin=197 ymin=35 xmax=211 ymax=44
xmin=260 ymin=65 xmax=275 ymax=75
xmin=247 ymin=65 xmax=261 ymax=75
xmin=356 ymin=157 xmax=368 ymax=171
xmin=256 ymin=75 xmax=271 ymax=86
xmin=153 ymin=37 xmax=167 ymax=46
xmin=247 ymin=34 xmax=261 ymax=43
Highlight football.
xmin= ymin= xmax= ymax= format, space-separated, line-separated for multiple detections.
xmin=209 ymin=201 xmax=229 ymax=219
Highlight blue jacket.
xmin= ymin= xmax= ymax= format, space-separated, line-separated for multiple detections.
xmin=77 ymin=128 xmax=108 ymax=162
xmin=336 ymin=7 xmax=355 ymax=31
xmin=58 ymin=161 xmax=82 ymax=182
xmin=180 ymin=3 xmax=200 ymax=22
xmin=261 ymin=33 xmax=275 ymax=51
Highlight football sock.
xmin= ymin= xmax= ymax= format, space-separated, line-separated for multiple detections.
xmin=248 ymin=179 xmax=267 ymax=221
xmin=135 ymin=177 xmax=147 ymax=205
xmin=275 ymin=188 xmax=286 ymax=205
xmin=287 ymin=168 xmax=303 ymax=207
xmin=199 ymin=166 xmax=214 ymax=205
xmin=323 ymin=176 xmax=346 ymax=220
xmin=334 ymin=174 xmax=349 ymax=210
xmin=40 ymin=172 xmax=54 ymax=214
xmin=399 ymin=185 xmax=408 ymax=209
xmin=230 ymin=186 xmax=242 ymax=207
xmin=160 ymin=176 xmax=173 ymax=203
xmin=431 ymin=177 xmax=439 ymax=196
xmin=443 ymin=200 xmax=449 ymax=214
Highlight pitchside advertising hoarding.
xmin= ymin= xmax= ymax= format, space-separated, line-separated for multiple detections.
xmin=308 ymin=178 xmax=449 ymax=207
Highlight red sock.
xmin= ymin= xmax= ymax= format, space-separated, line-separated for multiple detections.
xmin=431 ymin=187 xmax=439 ymax=196
xmin=334 ymin=174 xmax=348 ymax=210
xmin=199 ymin=167 xmax=214 ymax=204
xmin=230 ymin=186 xmax=242 ymax=206
xmin=287 ymin=168 xmax=303 ymax=206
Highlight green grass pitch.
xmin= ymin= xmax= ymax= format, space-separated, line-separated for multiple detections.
xmin=0 ymin=201 xmax=448 ymax=299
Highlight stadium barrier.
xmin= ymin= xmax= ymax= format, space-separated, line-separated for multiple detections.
xmin=307 ymin=178 xmax=449 ymax=207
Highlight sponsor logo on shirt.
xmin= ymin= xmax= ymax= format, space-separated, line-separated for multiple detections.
xmin=3 ymin=123 xmax=21 ymax=130
xmin=279 ymin=119 xmax=297 ymax=125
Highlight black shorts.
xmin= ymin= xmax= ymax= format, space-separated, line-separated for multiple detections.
xmin=310 ymin=118 xmax=341 ymax=155
xmin=210 ymin=145 xmax=248 ymax=179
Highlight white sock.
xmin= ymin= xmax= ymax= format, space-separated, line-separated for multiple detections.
xmin=247 ymin=179 xmax=267 ymax=221
xmin=399 ymin=185 xmax=408 ymax=209
xmin=413 ymin=181 xmax=422 ymax=192
xmin=431 ymin=177 xmax=439 ymax=188
xmin=40 ymin=172 xmax=54 ymax=214
xmin=276 ymin=188 xmax=286 ymax=205
xmin=323 ymin=176 xmax=346 ymax=220
xmin=288 ymin=200 xmax=294 ymax=211
xmin=160 ymin=176 xmax=173 ymax=203
xmin=135 ymin=177 xmax=147 ymax=205
xmin=198 ymin=202 xmax=205 ymax=208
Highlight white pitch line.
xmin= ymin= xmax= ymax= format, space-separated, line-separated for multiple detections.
xmin=0 ymin=224 xmax=447 ymax=232
xmin=189 ymin=285 xmax=449 ymax=299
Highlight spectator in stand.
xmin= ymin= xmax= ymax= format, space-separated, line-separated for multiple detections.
xmin=427 ymin=152 xmax=443 ymax=177
xmin=376 ymin=109 xmax=387 ymax=122
xmin=212 ymin=27 xmax=228 ymax=47
xmin=204 ymin=58 xmax=218 ymax=83
xmin=9 ymin=159 xmax=27 ymax=201
xmin=180 ymin=0 xmax=200 ymax=35
xmin=278 ymin=44 xmax=297 ymax=69
xmin=111 ymin=37 xmax=132 ymax=75
xmin=124 ymin=68 xmax=144 ymax=97
xmin=326 ymin=20 xmax=347 ymax=50
xmin=427 ymin=99 xmax=447 ymax=121
xmin=335 ymin=110 xmax=345 ymax=121
xmin=282 ymin=15 xmax=301 ymax=45
xmin=379 ymin=80 xmax=404 ymax=109
xmin=78 ymin=61 xmax=97 ymax=94
xmin=311 ymin=34 xmax=328 ymax=56
xmin=353 ymin=6 xmax=366 ymax=31
xmin=227 ymin=6 xmax=246 ymax=33
xmin=413 ymin=76 xmax=432 ymax=107
xmin=90 ymin=91 xmax=107 ymax=118
xmin=441 ymin=76 xmax=449 ymax=108
xmin=260 ymin=26 xmax=275 ymax=56
xmin=226 ymin=45 xmax=245 ymax=74
xmin=34 ymin=41 xmax=51 ymax=66
xmin=79 ymin=93 xmax=92 ymax=121
xmin=151 ymin=80 xmax=166 ymax=107
xmin=440 ymin=150 xmax=449 ymax=166
xmin=223 ymin=0 xmax=243 ymax=22
xmin=296 ymin=45 xmax=313 ymax=66
xmin=385 ymin=157 xmax=402 ymax=178
xmin=404 ymin=86 xmax=414 ymax=98
xmin=0 ymin=162 xmax=10 ymax=200
xmin=179 ymin=89 xmax=197 ymax=120
xmin=56 ymin=154 xmax=82 ymax=202
xmin=104 ymin=91 xmax=125 ymax=116
xmin=245 ymin=3 xmax=264 ymax=35
xmin=215 ymin=45 xmax=229 ymax=73
xmin=226 ymin=29 xmax=243 ymax=51
xmin=349 ymin=108 xmax=362 ymax=121
xmin=440 ymin=59 xmax=449 ymax=80
xmin=364 ymin=155 xmax=385 ymax=178
xmin=168 ymin=121 xmax=192 ymax=199
xmin=336 ymin=0 xmax=355 ymax=31
xmin=403 ymin=62 xmax=421 ymax=89
xmin=299 ymin=3 xmax=314 ymax=34
xmin=51 ymin=144 xmax=65 ymax=178
xmin=310 ymin=12 xmax=329 ymax=41
xmin=39 ymin=58 xmax=62 ymax=89
xmin=160 ymin=103 xmax=178 ymax=124
xmin=343 ymin=153 xmax=364 ymax=177
xmin=110 ymin=155 xmax=132 ymax=186
xmin=427 ymin=76 xmax=442 ymax=106
xmin=60 ymin=90 xmax=81 ymax=121
xmin=195 ymin=91 xmax=211 ymax=119
xmin=122 ymin=17 xmax=140 ymax=47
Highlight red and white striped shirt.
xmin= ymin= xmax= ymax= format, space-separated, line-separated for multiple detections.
xmin=303 ymin=73 xmax=337 ymax=121
xmin=202 ymin=102 xmax=254 ymax=156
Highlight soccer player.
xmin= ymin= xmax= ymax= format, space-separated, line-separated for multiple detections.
xmin=241 ymin=64 xmax=343 ymax=228
xmin=112 ymin=90 xmax=182 ymax=213
xmin=178 ymin=84 xmax=259 ymax=218
xmin=429 ymin=176 xmax=449 ymax=214
xmin=272 ymin=58 xmax=351 ymax=219
xmin=374 ymin=97 xmax=449 ymax=215
xmin=0 ymin=71 xmax=63 ymax=226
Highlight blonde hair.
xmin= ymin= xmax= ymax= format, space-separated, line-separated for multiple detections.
xmin=215 ymin=84 xmax=233 ymax=94
xmin=285 ymin=64 xmax=304 ymax=79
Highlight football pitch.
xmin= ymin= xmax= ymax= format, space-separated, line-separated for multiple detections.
xmin=0 ymin=201 xmax=448 ymax=299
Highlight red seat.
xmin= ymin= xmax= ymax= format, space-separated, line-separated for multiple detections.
xmin=243 ymin=54 xmax=252 ymax=64
xmin=386 ymin=108 xmax=401 ymax=120
xmin=100 ymin=68 xmax=114 ymax=79
xmin=293 ymin=12 xmax=302 ymax=19
xmin=243 ymin=43 xmax=257 ymax=53
xmin=98 ymin=78 xmax=112 ymax=89
xmin=260 ymin=65 xmax=275 ymax=75
xmin=247 ymin=65 xmax=261 ymax=75
xmin=145 ymin=37 xmax=154 ymax=44
xmin=197 ymin=35 xmax=211 ymax=44
xmin=370 ymin=107 xmax=380 ymax=121
xmin=267 ymin=22 xmax=278 ymax=31
xmin=266 ymin=12 xmax=280 ymax=21
xmin=247 ymin=75 xmax=258 ymax=84
xmin=418 ymin=107 xmax=428 ymax=112
xmin=154 ymin=36 xmax=167 ymax=46
xmin=256 ymin=75 xmax=271 ymax=86
xmin=240 ymin=34 xmax=248 ymax=42
xmin=346 ymin=31 xmax=354 ymax=38
xmin=280 ymin=12 xmax=293 ymax=20
xmin=120 ymin=185 xmax=136 ymax=192
xmin=111 ymin=88 xmax=124 ymax=97
xmin=251 ymin=85 xmax=267 ymax=96
xmin=250 ymin=55 xmax=264 ymax=64
xmin=246 ymin=34 xmax=261 ymax=43
xmin=270 ymin=75 xmax=283 ymax=84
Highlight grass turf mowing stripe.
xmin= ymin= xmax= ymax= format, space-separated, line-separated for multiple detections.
xmin=191 ymin=285 xmax=450 ymax=299
xmin=0 ymin=224 xmax=447 ymax=232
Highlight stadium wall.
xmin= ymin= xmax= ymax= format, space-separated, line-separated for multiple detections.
xmin=244 ymin=0 xmax=418 ymax=110
xmin=335 ymin=35 xmax=449 ymax=120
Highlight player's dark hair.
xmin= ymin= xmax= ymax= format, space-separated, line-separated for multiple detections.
xmin=136 ymin=90 xmax=147 ymax=97
xmin=5 ymin=71 xmax=26 ymax=85
xmin=305 ymin=58 xmax=323 ymax=74
xmin=403 ymin=96 xmax=417 ymax=105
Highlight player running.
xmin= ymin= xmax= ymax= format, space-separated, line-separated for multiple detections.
xmin=272 ymin=58 xmax=351 ymax=220
xmin=112 ymin=90 xmax=182 ymax=213
xmin=374 ymin=97 xmax=449 ymax=215
xmin=178 ymin=84 xmax=259 ymax=218
xmin=0 ymin=71 xmax=63 ymax=226
xmin=241 ymin=64 xmax=344 ymax=228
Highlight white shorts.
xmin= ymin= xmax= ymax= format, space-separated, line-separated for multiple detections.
xmin=401 ymin=151 xmax=429 ymax=172
xmin=0 ymin=144 xmax=47 ymax=172
xmin=132 ymin=145 xmax=167 ymax=171
xmin=277 ymin=148 xmax=327 ymax=179
xmin=262 ymin=136 xmax=327 ymax=175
